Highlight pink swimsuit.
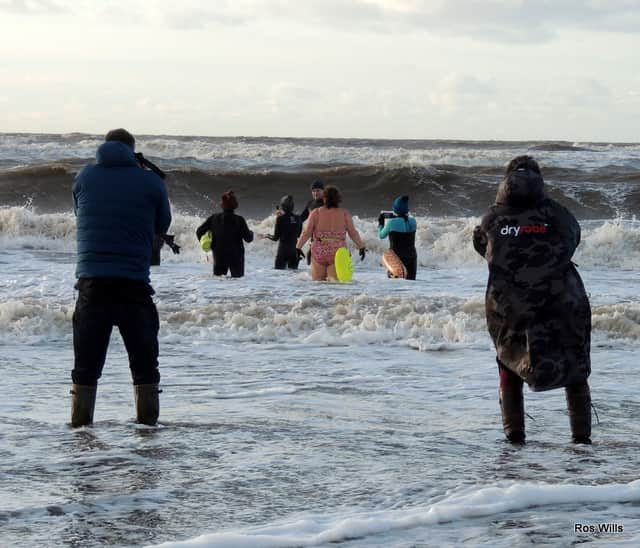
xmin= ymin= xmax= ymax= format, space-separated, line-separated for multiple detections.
xmin=311 ymin=230 xmax=346 ymax=266
xmin=296 ymin=206 xmax=364 ymax=267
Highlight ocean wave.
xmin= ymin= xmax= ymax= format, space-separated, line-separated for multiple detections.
xmin=147 ymin=479 xmax=640 ymax=547
xmin=2 ymin=208 xmax=640 ymax=269
xmin=529 ymin=143 xmax=593 ymax=152
xmin=592 ymin=303 xmax=640 ymax=339
xmin=0 ymin=299 xmax=73 ymax=339
xmin=1 ymin=289 xmax=637 ymax=346
xmin=2 ymin=161 xmax=639 ymax=218
xmin=0 ymin=207 xmax=76 ymax=242
xmin=2 ymin=133 xmax=639 ymax=168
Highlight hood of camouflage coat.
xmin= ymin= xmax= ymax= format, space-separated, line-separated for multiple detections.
xmin=496 ymin=168 xmax=546 ymax=208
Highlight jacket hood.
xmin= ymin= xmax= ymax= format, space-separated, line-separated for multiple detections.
xmin=96 ymin=141 xmax=138 ymax=168
xmin=496 ymin=168 xmax=546 ymax=207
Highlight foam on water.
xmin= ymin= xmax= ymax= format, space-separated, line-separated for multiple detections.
xmin=2 ymin=206 xmax=640 ymax=268
xmin=2 ymin=135 xmax=639 ymax=546
xmin=1 ymin=208 xmax=639 ymax=350
xmin=149 ymin=480 xmax=640 ymax=547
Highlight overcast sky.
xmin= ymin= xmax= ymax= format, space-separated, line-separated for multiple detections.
xmin=1 ymin=0 xmax=639 ymax=141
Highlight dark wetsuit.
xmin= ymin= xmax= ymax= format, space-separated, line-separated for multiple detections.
xmin=300 ymin=198 xmax=324 ymax=264
xmin=300 ymin=198 xmax=324 ymax=223
xmin=379 ymin=215 xmax=418 ymax=280
xmin=196 ymin=210 xmax=253 ymax=277
xmin=271 ymin=212 xmax=302 ymax=269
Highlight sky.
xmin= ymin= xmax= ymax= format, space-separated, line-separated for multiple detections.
xmin=1 ymin=0 xmax=639 ymax=141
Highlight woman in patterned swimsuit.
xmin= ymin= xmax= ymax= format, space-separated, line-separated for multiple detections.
xmin=296 ymin=185 xmax=366 ymax=281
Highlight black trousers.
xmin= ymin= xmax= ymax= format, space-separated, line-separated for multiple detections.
xmin=401 ymin=256 xmax=417 ymax=280
xmin=275 ymin=245 xmax=300 ymax=270
xmin=213 ymin=252 xmax=245 ymax=277
xmin=392 ymin=253 xmax=417 ymax=280
xmin=72 ymin=279 xmax=160 ymax=386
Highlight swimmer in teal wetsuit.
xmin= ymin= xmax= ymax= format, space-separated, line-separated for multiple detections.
xmin=378 ymin=195 xmax=418 ymax=280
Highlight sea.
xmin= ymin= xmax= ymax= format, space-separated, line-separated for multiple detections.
xmin=1 ymin=133 xmax=639 ymax=547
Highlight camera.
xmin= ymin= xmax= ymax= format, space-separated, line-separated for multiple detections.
xmin=380 ymin=210 xmax=395 ymax=219
xmin=135 ymin=152 xmax=166 ymax=180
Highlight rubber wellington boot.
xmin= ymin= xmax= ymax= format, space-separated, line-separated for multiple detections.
xmin=499 ymin=384 xmax=525 ymax=444
xmin=70 ymin=384 xmax=97 ymax=427
xmin=566 ymin=381 xmax=592 ymax=444
xmin=134 ymin=384 xmax=160 ymax=426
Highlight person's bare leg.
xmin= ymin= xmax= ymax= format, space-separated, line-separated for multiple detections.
xmin=326 ymin=263 xmax=338 ymax=281
xmin=310 ymin=260 xmax=327 ymax=281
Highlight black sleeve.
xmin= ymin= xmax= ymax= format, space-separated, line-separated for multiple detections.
xmin=241 ymin=217 xmax=254 ymax=243
xmin=153 ymin=234 xmax=165 ymax=251
xmin=272 ymin=216 xmax=282 ymax=242
xmin=552 ymin=202 xmax=581 ymax=257
xmin=300 ymin=207 xmax=310 ymax=223
xmin=196 ymin=217 xmax=212 ymax=241
xmin=296 ymin=215 xmax=302 ymax=237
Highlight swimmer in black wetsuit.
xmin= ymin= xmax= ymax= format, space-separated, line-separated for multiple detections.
xmin=196 ymin=191 xmax=253 ymax=277
xmin=263 ymin=195 xmax=303 ymax=269
xmin=300 ymin=180 xmax=325 ymax=265
xmin=300 ymin=180 xmax=325 ymax=223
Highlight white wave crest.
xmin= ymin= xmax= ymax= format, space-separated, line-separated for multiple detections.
xmin=2 ymin=207 xmax=640 ymax=270
xmin=148 ymin=479 xmax=640 ymax=548
xmin=575 ymin=218 xmax=640 ymax=268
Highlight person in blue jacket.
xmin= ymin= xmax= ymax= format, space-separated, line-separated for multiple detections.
xmin=71 ymin=128 xmax=172 ymax=427
xmin=378 ymin=195 xmax=418 ymax=280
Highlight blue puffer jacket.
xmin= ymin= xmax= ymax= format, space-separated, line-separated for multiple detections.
xmin=73 ymin=141 xmax=172 ymax=282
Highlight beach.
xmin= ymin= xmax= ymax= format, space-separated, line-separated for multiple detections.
xmin=1 ymin=134 xmax=639 ymax=546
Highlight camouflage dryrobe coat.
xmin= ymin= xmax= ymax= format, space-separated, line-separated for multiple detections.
xmin=473 ymin=168 xmax=591 ymax=391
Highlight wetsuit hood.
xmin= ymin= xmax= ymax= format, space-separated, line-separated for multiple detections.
xmin=96 ymin=141 xmax=138 ymax=168
xmin=496 ymin=168 xmax=546 ymax=208
xmin=280 ymin=195 xmax=294 ymax=213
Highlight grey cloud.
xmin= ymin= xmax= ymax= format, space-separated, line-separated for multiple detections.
xmin=205 ymin=0 xmax=640 ymax=43
xmin=290 ymin=0 xmax=640 ymax=43
xmin=143 ymin=0 xmax=640 ymax=43
xmin=4 ymin=0 xmax=639 ymax=43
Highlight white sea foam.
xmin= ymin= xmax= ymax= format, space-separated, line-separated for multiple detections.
xmin=592 ymin=303 xmax=640 ymax=339
xmin=1 ymin=272 xmax=637 ymax=346
xmin=0 ymin=206 xmax=76 ymax=248
xmin=149 ymin=480 xmax=640 ymax=548
xmin=575 ymin=218 xmax=640 ymax=268
xmin=1 ymin=207 xmax=638 ymax=346
xmin=3 ymin=207 xmax=639 ymax=270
